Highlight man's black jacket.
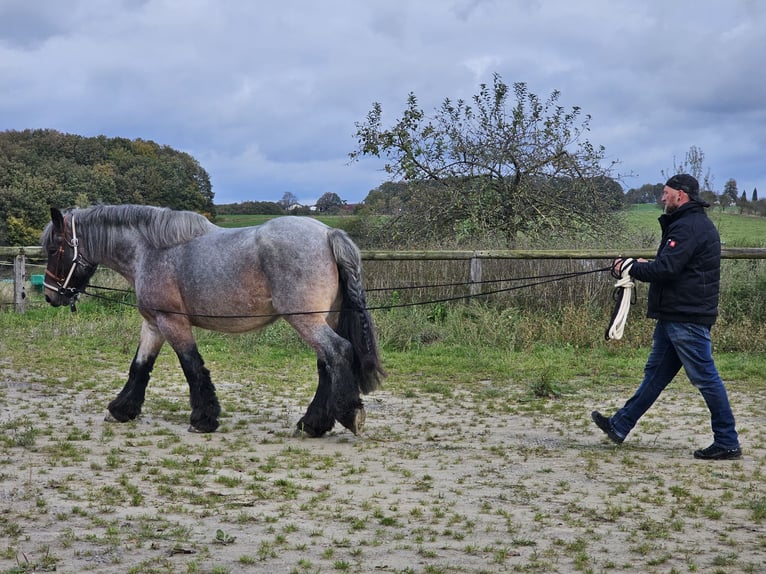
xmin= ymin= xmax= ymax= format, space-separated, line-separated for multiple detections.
xmin=629 ymin=201 xmax=721 ymax=326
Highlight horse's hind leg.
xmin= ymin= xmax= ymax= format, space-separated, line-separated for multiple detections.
xmin=325 ymin=335 xmax=366 ymax=435
xmin=107 ymin=320 xmax=164 ymax=423
xmin=293 ymin=321 xmax=364 ymax=436
xmin=325 ymin=331 xmax=366 ymax=435
xmin=331 ymin=358 xmax=366 ymax=436
xmin=296 ymin=359 xmax=335 ymax=437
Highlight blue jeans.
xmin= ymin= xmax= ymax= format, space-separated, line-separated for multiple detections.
xmin=610 ymin=321 xmax=739 ymax=449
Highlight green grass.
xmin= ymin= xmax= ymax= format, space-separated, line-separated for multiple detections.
xmin=622 ymin=204 xmax=766 ymax=247
xmin=213 ymin=213 xmax=274 ymax=227
xmin=214 ymin=213 xmax=358 ymax=230
xmin=213 ymin=207 xmax=766 ymax=254
xmin=2 ymin=300 xmax=764 ymax=392
xmin=713 ymin=211 xmax=766 ymax=246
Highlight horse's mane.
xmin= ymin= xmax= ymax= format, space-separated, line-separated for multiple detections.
xmin=46 ymin=205 xmax=215 ymax=255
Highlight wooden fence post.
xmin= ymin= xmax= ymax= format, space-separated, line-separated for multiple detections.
xmin=13 ymin=251 xmax=27 ymax=313
xmin=469 ymin=253 xmax=482 ymax=297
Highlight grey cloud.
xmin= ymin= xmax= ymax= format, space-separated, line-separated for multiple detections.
xmin=0 ymin=0 xmax=72 ymax=49
xmin=2 ymin=0 xmax=765 ymax=204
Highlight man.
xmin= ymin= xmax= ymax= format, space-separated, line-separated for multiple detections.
xmin=592 ymin=174 xmax=741 ymax=460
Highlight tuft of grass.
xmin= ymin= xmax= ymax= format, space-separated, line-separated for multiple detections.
xmin=750 ymin=497 xmax=766 ymax=522
xmin=0 ymin=418 xmax=38 ymax=448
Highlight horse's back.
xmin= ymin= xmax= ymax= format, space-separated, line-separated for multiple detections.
xmin=254 ymin=216 xmax=336 ymax=276
xmin=257 ymin=216 xmax=329 ymax=242
xmin=253 ymin=216 xmax=332 ymax=264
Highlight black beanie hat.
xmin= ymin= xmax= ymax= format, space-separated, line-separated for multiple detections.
xmin=665 ymin=174 xmax=700 ymax=197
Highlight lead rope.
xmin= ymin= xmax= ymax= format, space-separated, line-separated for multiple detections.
xmin=605 ymin=258 xmax=635 ymax=340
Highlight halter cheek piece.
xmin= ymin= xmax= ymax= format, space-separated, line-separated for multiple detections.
xmin=44 ymin=215 xmax=88 ymax=307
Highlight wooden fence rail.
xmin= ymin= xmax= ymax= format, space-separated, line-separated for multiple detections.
xmin=3 ymin=246 xmax=766 ymax=313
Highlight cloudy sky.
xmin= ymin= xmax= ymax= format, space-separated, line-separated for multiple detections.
xmin=2 ymin=0 xmax=765 ymax=206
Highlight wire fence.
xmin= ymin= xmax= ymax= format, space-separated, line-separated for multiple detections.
xmin=2 ymin=249 xmax=765 ymax=319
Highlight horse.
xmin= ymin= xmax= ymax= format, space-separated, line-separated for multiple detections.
xmin=41 ymin=205 xmax=384 ymax=436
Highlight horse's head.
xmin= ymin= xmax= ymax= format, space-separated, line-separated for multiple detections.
xmin=41 ymin=208 xmax=98 ymax=310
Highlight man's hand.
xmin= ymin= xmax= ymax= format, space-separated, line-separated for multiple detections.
xmin=612 ymin=257 xmax=647 ymax=275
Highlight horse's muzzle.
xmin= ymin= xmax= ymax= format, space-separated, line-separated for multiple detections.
xmin=45 ymin=292 xmax=66 ymax=307
xmin=44 ymin=286 xmax=78 ymax=309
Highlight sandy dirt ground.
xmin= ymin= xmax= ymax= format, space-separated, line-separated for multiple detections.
xmin=0 ymin=364 xmax=764 ymax=574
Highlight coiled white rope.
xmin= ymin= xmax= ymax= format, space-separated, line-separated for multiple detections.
xmin=605 ymin=258 xmax=635 ymax=340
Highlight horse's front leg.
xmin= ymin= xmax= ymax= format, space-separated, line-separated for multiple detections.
xmin=107 ymin=320 xmax=165 ymax=423
xmin=175 ymin=345 xmax=221 ymax=433
xmin=151 ymin=314 xmax=221 ymax=432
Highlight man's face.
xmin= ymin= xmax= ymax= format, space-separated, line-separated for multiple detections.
xmin=661 ymin=185 xmax=685 ymax=213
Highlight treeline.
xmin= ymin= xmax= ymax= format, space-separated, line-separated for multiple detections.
xmin=216 ymin=201 xmax=285 ymax=215
xmin=625 ymin=181 xmax=766 ymax=216
xmin=0 ymin=129 xmax=214 ymax=245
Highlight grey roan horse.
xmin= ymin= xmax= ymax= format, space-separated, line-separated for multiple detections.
xmin=42 ymin=205 xmax=384 ymax=436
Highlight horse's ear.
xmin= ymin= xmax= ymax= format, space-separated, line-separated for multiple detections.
xmin=50 ymin=208 xmax=64 ymax=232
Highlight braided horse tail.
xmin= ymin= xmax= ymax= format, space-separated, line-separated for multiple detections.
xmin=327 ymin=228 xmax=385 ymax=394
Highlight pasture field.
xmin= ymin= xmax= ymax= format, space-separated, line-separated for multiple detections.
xmin=622 ymin=204 xmax=766 ymax=247
xmin=0 ymin=301 xmax=764 ymax=574
xmin=214 ymin=214 xmax=277 ymax=227
xmin=212 ymin=207 xmax=766 ymax=253
xmin=216 ymin=206 xmax=766 ymax=248
xmin=214 ymin=214 xmax=357 ymax=231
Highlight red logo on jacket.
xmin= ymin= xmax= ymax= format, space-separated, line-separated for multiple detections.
xmin=667 ymin=239 xmax=677 ymax=248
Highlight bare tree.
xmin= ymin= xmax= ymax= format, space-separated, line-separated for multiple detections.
xmin=665 ymin=145 xmax=715 ymax=194
xmin=278 ymin=192 xmax=300 ymax=209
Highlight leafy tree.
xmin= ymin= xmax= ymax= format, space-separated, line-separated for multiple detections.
xmin=625 ymin=183 xmax=663 ymax=205
xmin=359 ymin=181 xmax=410 ymax=214
xmin=4 ymin=215 xmax=40 ymax=246
xmin=216 ymin=201 xmax=284 ymax=215
xmin=0 ymin=129 xmax=215 ymax=245
xmin=315 ymin=192 xmax=345 ymax=214
xmin=723 ymin=178 xmax=738 ymax=202
xmin=754 ymin=188 xmax=759 ymax=202
xmin=350 ymin=74 xmax=621 ymax=245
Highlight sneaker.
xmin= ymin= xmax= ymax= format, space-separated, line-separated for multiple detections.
xmin=693 ymin=444 xmax=742 ymax=460
xmin=591 ymin=411 xmax=624 ymax=444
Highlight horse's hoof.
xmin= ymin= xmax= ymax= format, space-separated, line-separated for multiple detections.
xmin=188 ymin=424 xmax=218 ymax=434
xmin=105 ymin=410 xmax=135 ymax=423
xmin=107 ymin=400 xmax=141 ymax=422
xmin=336 ymin=406 xmax=366 ymax=435
xmin=189 ymin=410 xmax=219 ymax=433
xmin=351 ymin=408 xmax=366 ymax=436
xmin=294 ymin=421 xmax=323 ymax=438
